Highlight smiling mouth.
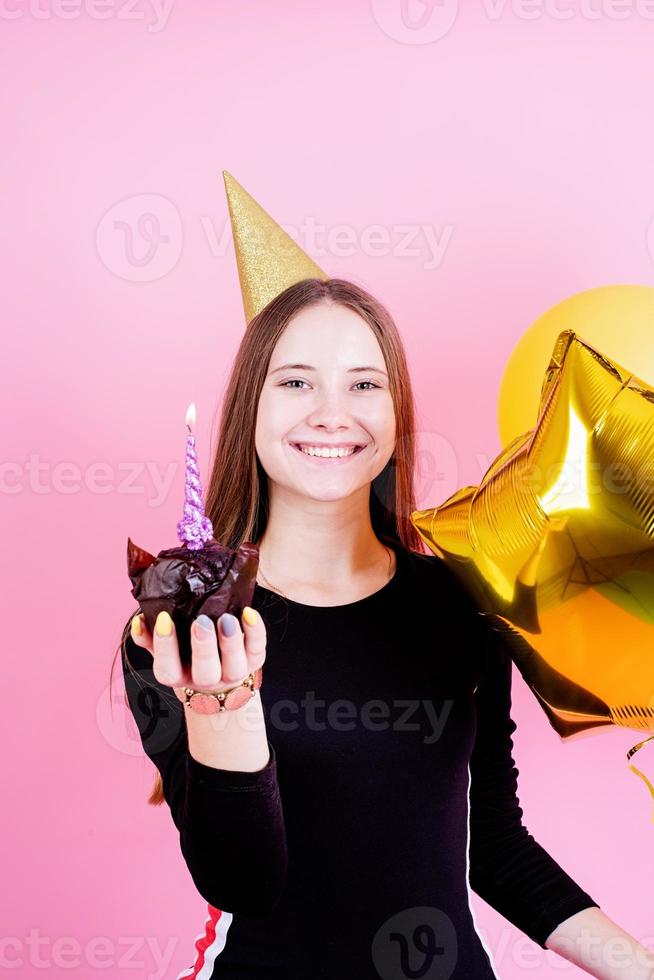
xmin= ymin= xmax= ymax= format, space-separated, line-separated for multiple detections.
xmin=290 ymin=443 xmax=367 ymax=461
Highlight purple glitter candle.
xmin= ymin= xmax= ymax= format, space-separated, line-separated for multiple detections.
xmin=176 ymin=402 xmax=214 ymax=550
xmin=127 ymin=400 xmax=259 ymax=668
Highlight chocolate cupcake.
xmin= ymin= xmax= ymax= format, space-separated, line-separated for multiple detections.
xmin=127 ymin=537 xmax=259 ymax=668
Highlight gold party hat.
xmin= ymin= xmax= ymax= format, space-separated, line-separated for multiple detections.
xmin=222 ymin=170 xmax=329 ymax=325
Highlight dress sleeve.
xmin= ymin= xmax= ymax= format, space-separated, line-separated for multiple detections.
xmin=121 ymin=628 xmax=288 ymax=916
xmin=467 ymin=618 xmax=600 ymax=948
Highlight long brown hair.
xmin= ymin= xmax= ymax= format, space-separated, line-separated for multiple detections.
xmin=112 ymin=277 xmax=426 ymax=806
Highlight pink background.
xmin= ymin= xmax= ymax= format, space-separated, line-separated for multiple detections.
xmin=4 ymin=2 xmax=654 ymax=977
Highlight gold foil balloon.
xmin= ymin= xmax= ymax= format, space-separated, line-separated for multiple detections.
xmin=411 ymin=329 xmax=654 ymax=817
xmin=498 ymin=284 xmax=654 ymax=447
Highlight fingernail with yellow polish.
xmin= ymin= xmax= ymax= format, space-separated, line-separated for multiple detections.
xmin=243 ymin=606 xmax=259 ymax=626
xmin=131 ymin=614 xmax=142 ymax=636
xmin=155 ymin=611 xmax=173 ymax=636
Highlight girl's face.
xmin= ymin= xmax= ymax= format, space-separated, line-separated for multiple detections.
xmin=255 ymin=302 xmax=397 ymax=503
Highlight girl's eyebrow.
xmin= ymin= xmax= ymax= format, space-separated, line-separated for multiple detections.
xmin=269 ymin=363 xmax=388 ymax=377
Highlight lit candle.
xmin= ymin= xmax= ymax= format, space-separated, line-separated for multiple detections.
xmin=176 ymin=402 xmax=214 ymax=550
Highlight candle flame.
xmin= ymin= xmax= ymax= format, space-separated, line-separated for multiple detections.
xmin=185 ymin=402 xmax=196 ymax=430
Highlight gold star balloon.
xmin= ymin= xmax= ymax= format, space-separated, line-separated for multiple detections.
xmin=411 ymin=329 xmax=654 ymax=817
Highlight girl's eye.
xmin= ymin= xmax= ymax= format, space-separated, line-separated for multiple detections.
xmin=279 ymin=380 xmax=380 ymax=391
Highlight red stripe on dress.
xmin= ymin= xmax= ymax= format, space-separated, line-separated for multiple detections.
xmin=176 ymin=905 xmax=233 ymax=980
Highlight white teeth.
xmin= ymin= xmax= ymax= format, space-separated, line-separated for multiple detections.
xmin=296 ymin=445 xmax=358 ymax=458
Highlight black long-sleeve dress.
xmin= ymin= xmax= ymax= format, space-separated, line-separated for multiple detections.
xmin=121 ymin=545 xmax=600 ymax=979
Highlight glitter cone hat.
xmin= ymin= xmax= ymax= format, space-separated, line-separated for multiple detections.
xmin=222 ymin=170 xmax=329 ymax=325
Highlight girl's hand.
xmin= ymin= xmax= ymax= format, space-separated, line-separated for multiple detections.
xmin=129 ymin=608 xmax=267 ymax=695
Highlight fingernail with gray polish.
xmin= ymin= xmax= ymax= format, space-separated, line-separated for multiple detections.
xmin=195 ymin=614 xmax=214 ymax=632
xmin=220 ymin=613 xmax=238 ymax=636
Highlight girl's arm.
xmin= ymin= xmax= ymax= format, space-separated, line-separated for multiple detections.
xmin=121 ymin=629 xmax=288 ymax=916
xmin=467 ymin=620 xmax=601 ymax=950
xmin=468 ymin=621 xmax=654 ymax=976
xmin=544 ymin=906 xmax=654 ymax=980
